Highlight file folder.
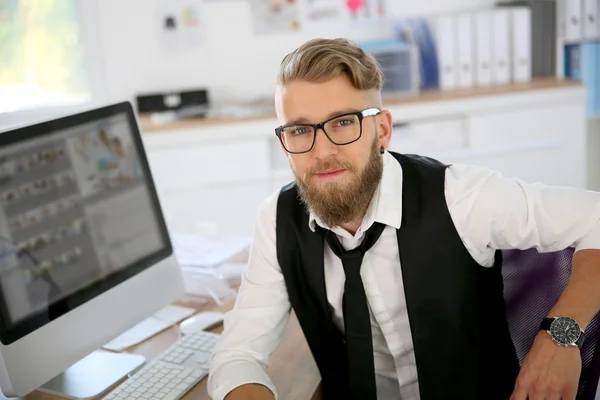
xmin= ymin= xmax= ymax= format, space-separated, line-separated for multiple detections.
xmin=435 ymin=16 xmax=458 ymax=90
xmin=511 ymin=7 xmax=532 ymax=82
xmin=456 ymin=14 xmax=475 ymax=88
xmin=497 ymin=0 xmax=558 ymax=78
xmin=564 ymin=0 xmax=583 ymax=42
xmin=492 ymin=9 xmax=512 ymax=84
xmin=475 ymin=11 xmax=494 ymax=86
xmin=583 ymin=0 xmax=599 ymax=39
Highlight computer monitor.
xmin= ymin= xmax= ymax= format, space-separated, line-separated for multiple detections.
xmin=0 ymin=102 xmax=184 ymax=397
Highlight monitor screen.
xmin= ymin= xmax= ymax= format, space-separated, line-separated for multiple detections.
xmin=0 ymin=103 xmax=172 ymax=345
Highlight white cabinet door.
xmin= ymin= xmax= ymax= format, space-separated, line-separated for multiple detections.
xmin=388 ymin=118 xmax=468 ymax=156
xmin=156 ymin=182 xmax=271 ymax=237
xmin=463 ymin=105 xmax=586 ymax=188
xmin=146 ymin=139 xmax=270 ymax=190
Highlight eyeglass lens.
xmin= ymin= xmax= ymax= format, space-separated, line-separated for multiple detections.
xmin=280 ymin=114 xmax=361 ymax=153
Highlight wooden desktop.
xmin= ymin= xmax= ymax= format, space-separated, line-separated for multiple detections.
xmin=5 ymin=296 xmax=322 ymax=400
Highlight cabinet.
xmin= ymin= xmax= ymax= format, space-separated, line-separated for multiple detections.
xmin=139 ymin=79 xmax=588 ymax=237
xmin=155 ymin=182 xmax=271 ymax=236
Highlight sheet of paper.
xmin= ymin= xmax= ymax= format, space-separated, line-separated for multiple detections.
xmin=103 ymin=305 xmax=196 ymax=352
xmin=171 ymin=232 xmax=251 ymax=268
xmin=305 ymin=0 xmax=342 ymax=23
xmin=158 ymin=0 xmax=203 ymax=51
xmin=250 ymin=0 xmax=301 ymax=34
xmin=344 ymin=0 xmax=386 ymax=24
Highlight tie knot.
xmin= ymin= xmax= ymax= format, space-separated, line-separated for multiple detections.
xmin=340 ymin=247 xmax=363 ymax=260
xmin=321 ymin=222 xmax=387 ymax=261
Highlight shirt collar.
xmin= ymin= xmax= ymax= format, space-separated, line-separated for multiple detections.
xmin=308 ymin=151 xmax=403 ymax=235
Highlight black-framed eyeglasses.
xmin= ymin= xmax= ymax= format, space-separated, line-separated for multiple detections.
xmin=275 ymin=108 xmax=381 ymax=154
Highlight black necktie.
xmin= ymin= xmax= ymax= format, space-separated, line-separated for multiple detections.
xmin=322 ymin=222 xmax=386 ymax=400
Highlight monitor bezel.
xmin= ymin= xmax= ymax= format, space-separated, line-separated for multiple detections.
xmin=0 ymin=102 xmax=173 ymax=345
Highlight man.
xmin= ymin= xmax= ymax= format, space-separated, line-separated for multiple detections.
xmin=110 ymin=137 xmax=135 ymax=183
xmin=207 ymin=38 xmax=600 ymax=400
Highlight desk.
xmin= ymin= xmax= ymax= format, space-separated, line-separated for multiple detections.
xmin=5 ymin=297 xmax=322 ymax=400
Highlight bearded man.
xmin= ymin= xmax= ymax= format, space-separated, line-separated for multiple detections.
xmin=207 ymin=38 xmax=600 ymax=400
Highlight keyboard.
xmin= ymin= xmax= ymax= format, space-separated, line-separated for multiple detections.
xmin=104 ymin=330 xmax=220 ymax=400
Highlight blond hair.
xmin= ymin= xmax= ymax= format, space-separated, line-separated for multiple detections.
xmin=277 ymin=38 xmax=384 ymax=92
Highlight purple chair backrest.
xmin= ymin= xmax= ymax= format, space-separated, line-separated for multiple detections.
xmin=502 ymin=248 xmax=600 ymax=399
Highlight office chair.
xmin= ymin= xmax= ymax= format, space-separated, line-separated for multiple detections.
xmin=502 ymin=247 xmax=600 ymax=399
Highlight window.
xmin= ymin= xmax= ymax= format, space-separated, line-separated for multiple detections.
xmin=0 ymin=0 xmax=99 ymax=115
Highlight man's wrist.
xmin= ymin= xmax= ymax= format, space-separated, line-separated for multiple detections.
xmin=224 ymin=383 xmax=275 ymax=400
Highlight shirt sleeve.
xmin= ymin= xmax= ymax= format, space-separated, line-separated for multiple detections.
xmin=445 ymin=163 xmax=600 ymax=267
xmin=207 ymin=191 xmax=291 ymax=400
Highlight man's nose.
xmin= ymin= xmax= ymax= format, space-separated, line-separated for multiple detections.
xmin=312 ymin=127 xmax=337 ymax=159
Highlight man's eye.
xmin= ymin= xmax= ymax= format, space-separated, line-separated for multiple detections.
xmin=291 ymin=127 xmax=309 ymax=135
xmin=334 ymin=118 xmax=354 ymax=127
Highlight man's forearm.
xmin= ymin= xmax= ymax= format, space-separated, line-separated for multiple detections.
xmin=224 ymin=384 xmax=275 ymax=400
xmin=548 ymin=249 xmax=600 ymax=330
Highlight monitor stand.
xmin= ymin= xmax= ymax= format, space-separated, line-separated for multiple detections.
xmin=37 ymin=350 xmax=145 ymax=399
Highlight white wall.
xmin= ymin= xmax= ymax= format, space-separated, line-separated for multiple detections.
xmin=386 ymin=0 xmax=497 ymax=16
xmin=97 ymin=0 xmax=498 ymax=105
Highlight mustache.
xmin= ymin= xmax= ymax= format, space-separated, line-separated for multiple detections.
xmin=307 ymin=159 xmax=356 ymax=177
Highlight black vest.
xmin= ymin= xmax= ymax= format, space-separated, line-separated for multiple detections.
xmin=275 ymin=152 xmax=520 ymax=400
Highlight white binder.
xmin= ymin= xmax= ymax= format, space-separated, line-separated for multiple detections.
xmin=435 ymin=16 xmax=458 ymax=90
xmin=511 ymin=8 xmax=532 ymax=83
xmin=564 ymin=0 xmax=583 ymax=42
xmin=475 ymin=12 xmax=494 ymax=87
xmin=598 ymin=0 xmax=600 ymax=36
xmin=456 ymin=14 xmax=475 ymax=88
xmin=583 ymin=0 xmax=599 ymax=39
xmin=492 ymin=9 xmax=512 ymax=85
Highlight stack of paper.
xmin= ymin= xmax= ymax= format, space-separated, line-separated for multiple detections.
xmin=171 ymin=232 xmax=252 ymax=268
xmin=180 ymin=268 xmax=239 ymax=306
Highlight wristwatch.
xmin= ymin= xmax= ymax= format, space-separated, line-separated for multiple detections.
xmin=539 ymin=316 xmax=585 ymax=349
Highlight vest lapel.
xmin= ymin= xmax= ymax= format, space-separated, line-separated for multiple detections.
xmin=395 ymin=159 xmax=436 ymax=399
xmin=298 ymin=219 xmax=331 ymax=319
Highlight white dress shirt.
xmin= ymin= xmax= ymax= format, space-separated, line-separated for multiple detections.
xmin=208 ymin=151 xmax=600 ymax=400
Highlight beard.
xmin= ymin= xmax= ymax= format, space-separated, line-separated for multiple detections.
xmin=292 ymin=138 xmax=384 ymax=228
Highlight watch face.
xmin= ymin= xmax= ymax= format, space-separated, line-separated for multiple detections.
xmin=549 ymin=317 xmax=581 ymax=346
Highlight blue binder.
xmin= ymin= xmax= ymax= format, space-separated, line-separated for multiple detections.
xmin=394 ymin=18 xmax=440 ymax=90
xmin=565 ymin=42 xmax=599 ymax=116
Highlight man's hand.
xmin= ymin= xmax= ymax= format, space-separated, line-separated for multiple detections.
xmin=224 ymin=384 xmax=275 ymax=400
xmin=510 ymin=332 xmax=581 ymax=400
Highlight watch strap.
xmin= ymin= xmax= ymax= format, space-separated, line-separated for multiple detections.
xmin=576 ymin=331 xmax=585 ymax=349
xmin=539 ymin=317 xmax=554 ymax=331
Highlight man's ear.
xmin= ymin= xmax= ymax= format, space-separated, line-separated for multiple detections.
xmin=377 ymin=109 xmax=393 ymax=150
